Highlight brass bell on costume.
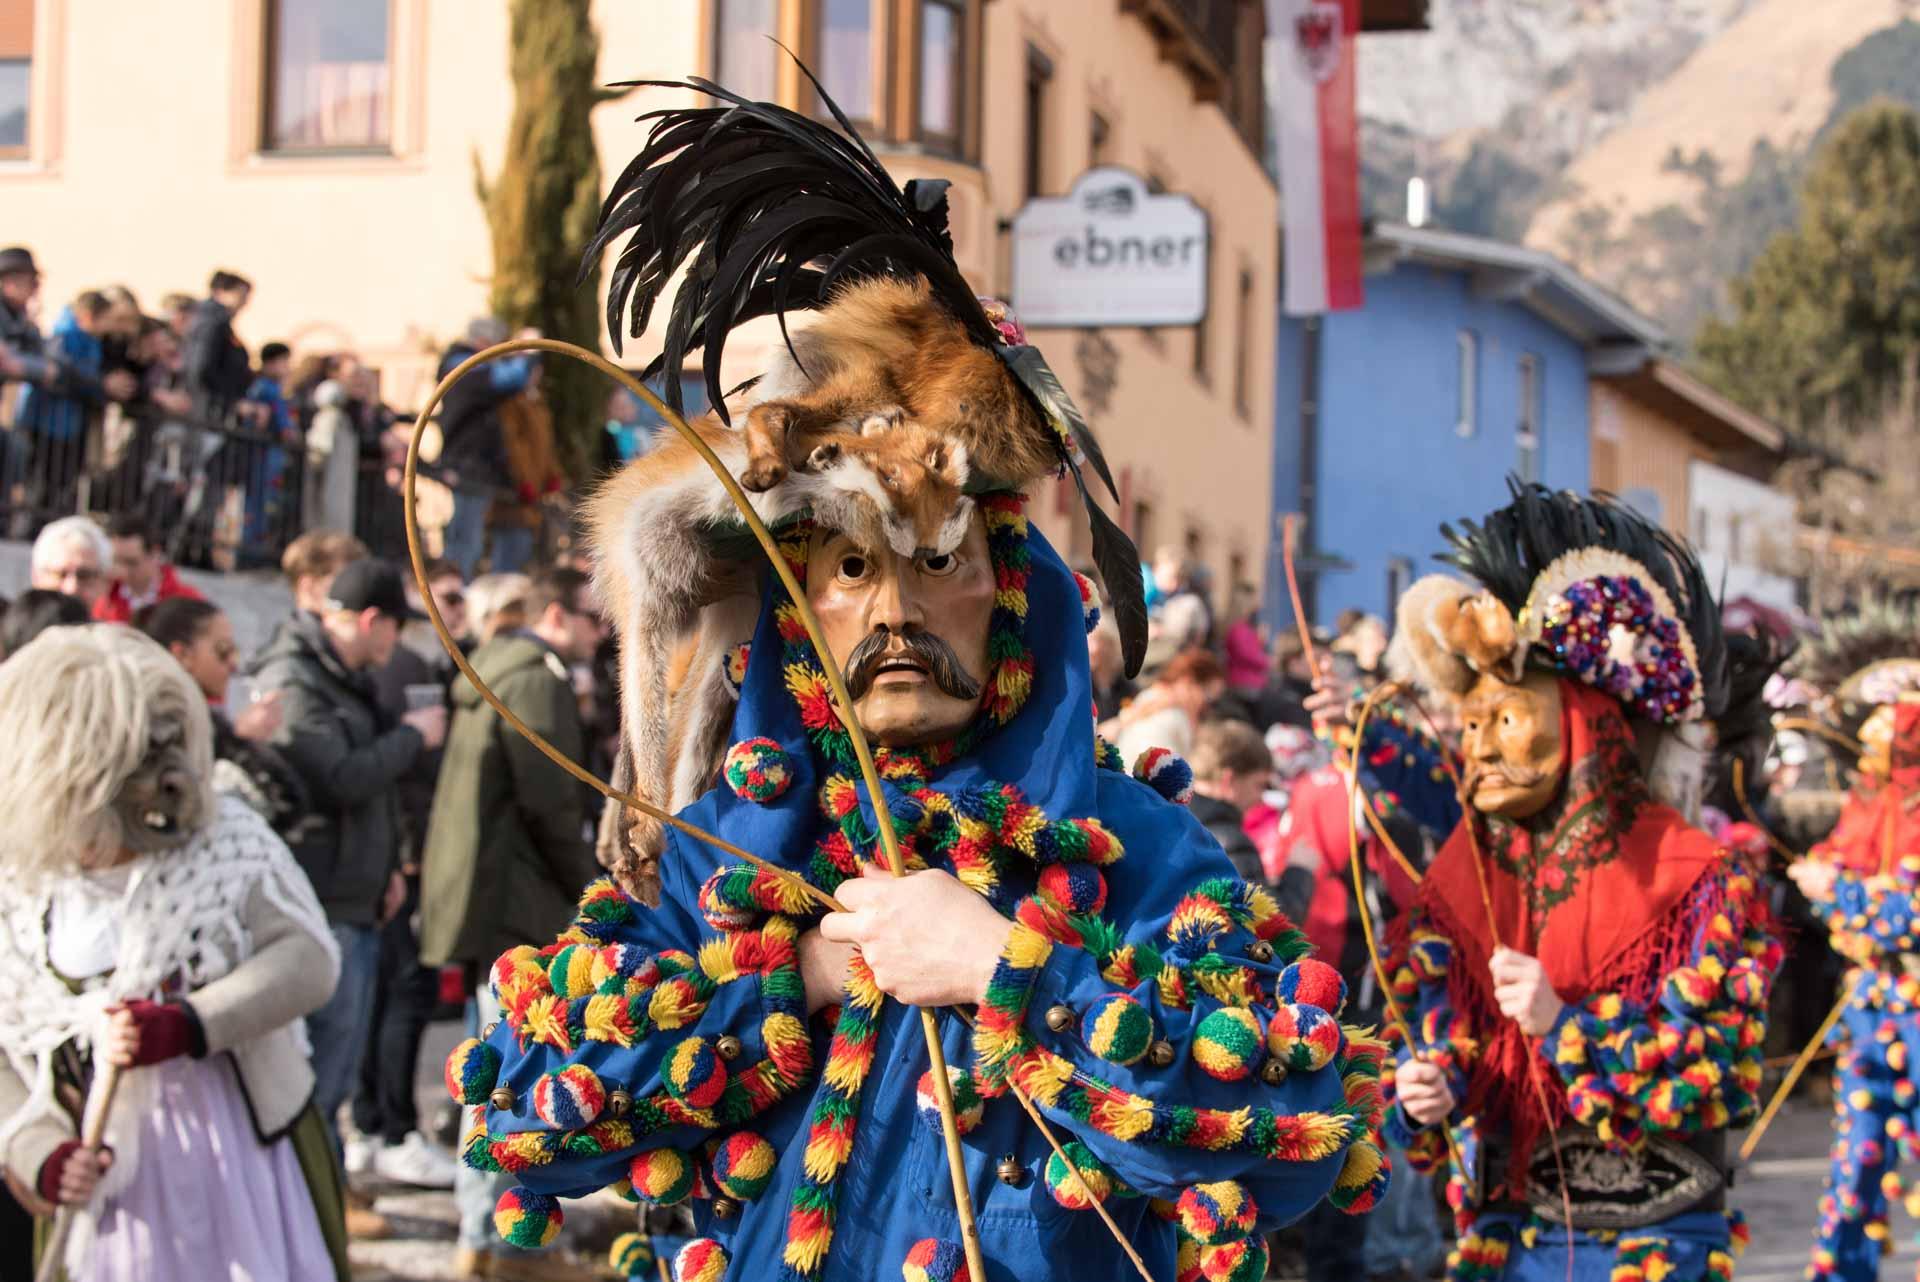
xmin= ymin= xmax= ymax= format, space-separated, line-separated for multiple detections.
xmin=489 ymin=1086 xmax=515 ymax=1111
xmin=713 ymin=1195 xmax=742 ymax=1219
xmin=1147 ymin=1040 xmax=1176 ymax=1068
xmin=716 ymin=1034 xmax=744 ymax=1061
xmin=609 ymin=1089 xmax=633 ymax=1118
xmin=1261 ymin=1060 xmax=1288 ymax=1086
xmin=1044 ymin=1005 xmax=1076 ymax=1033
xmin=997 ymin=1155 xmax=1028 ymax=1187
xmin=482 ymin=1022 xmax=499 ymax=1039
xmin=1247 ymin=941 xmax=1275 ymax=964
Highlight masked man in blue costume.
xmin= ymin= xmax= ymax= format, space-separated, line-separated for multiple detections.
xmin=437 ymin=74 xmax=1391 ymax=1282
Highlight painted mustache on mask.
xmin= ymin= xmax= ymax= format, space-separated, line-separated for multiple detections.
xmin=845 ymin=628 xmax=983 ymax=702
xmin=1464 ymin=760 xmax=1553 ymax=794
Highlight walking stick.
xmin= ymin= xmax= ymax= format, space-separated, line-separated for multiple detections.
xmin=34 ymin=1062 xmax=122 ymax=1282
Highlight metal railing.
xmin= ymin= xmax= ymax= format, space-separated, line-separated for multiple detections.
xmin=0 ymin=399 xmax=314 ymax=568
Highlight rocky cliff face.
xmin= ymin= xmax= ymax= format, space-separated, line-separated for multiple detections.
xmin=1337 ymin=0 xmax=1920 ymax=343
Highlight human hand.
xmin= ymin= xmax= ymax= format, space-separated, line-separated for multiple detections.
xmin=38 ymin=1140 xmax=113 ymax=1207
xmin=1490 ymin=946 xmax=1565 ymax=1037
xmin=232 ymin=690 xmax=283 ymax=742
xmin=1394 ymin=1057 xmax=1456 ymax=1126
xmin=819 ymin=866 xmax=1012 ymax=1008
xmin=402 ymin=704 xmax=448 ymax=750
xmin=798 ymin=928 xmax=856 ymax=1015
xmin=379 ymin=870 xmax=406 ymax=925
xmin=1304 ymin=656 xmax=1351 ymax=728
xmin=103 ymin=370 xmax=138 ymax=401
xmin=1787 ymin=858 xmax=1838 ymax=902
xmin=0 ymin=345 xmax=20 ymax=378
xmin=101 ymin=1001 xmax=194 ymax=1068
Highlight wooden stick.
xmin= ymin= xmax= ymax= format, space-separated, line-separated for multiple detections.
xmin=35 ymin=1062 xmax=121 ymax=1282
xmin=1280 ymin=514 xmax=1320 ymax=677
xmin=1740 ymin=989 xmax=1849 ymax=1162
xmin=1344 ymin=685 xmax=1464 ymax=1172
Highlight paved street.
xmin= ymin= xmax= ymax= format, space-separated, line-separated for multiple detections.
xmin=350 ymin=1034 xmax=1901 ymax=1282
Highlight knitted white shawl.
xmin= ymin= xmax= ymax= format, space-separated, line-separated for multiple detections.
xmin=0 ymin=795 xmax=336 ymax=1195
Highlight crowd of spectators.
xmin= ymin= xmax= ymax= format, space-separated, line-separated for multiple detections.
xmin=0 ymin=512 xmax=626 ymax=1280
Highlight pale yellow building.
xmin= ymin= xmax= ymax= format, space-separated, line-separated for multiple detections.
xmin=0 ymin=0 xmax=1286 ymax=588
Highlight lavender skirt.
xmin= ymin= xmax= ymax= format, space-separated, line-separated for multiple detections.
xmin=74 ymin=1057 xmax=333 ymax=1282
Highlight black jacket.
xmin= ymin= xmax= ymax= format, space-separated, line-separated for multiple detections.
xmin=253 ymin=610 xmax=424 ymax=924
xmin=182 ymin=298 xmax=253 ymax=417
xmin=1189 ymin=792 xmax=1266 ymax=887
xmin=434 ymin=341 xmax=521 ymax=489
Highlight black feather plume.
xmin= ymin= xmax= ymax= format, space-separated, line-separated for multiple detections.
xmin=1440 ymin=479 xmax=1735 ymax=723
xmin=587 ymin=72 xmax=998 ymax=421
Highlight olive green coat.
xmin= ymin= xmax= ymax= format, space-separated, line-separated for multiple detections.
xmin=419 ymin=634 xmax=599 ymax=969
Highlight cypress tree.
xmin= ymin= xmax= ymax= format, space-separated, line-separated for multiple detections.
xmin=476 ymin=0 xmax=622 ymax=477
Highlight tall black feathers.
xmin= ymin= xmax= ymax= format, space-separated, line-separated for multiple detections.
xmin=587 ymin=72 xmax=997 ymax=420
xmin=1439 ymin=480 xmax=1739 ymax=724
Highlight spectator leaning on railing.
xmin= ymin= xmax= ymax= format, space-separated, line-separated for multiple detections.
xmin=183 ymin=270 xmax=256 ymax=424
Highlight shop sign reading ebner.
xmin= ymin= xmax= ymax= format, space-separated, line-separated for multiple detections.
xmin=1010 ymin=167 xmax=1211 ymax=328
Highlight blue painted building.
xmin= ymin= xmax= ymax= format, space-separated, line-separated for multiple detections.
xmin=1269 ymin=223 xmax=1665 ymax=628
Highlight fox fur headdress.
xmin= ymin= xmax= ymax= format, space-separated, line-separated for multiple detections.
xmin=583 ymin=70 xmax=1143 ymax=900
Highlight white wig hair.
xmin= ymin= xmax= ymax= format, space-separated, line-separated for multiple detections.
xmin=30 ymin=514 xmax=112 ymax=574
xmin=0 ymin=624 xmax=215 ymax=881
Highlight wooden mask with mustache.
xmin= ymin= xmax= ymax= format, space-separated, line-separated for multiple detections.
xmin=1458 ymin=670 xmax=1565 ymax=820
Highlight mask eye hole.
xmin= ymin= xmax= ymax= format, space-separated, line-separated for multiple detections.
xmin=919 ymin=552 xmax=957 ymax=577
xmin=837 ymin=554 xmax=870 ymax=582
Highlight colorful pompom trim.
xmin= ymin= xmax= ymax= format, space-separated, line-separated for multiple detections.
xmin=1177 ymin=1180 xmax=1258 ymax=1245
xmin=1266 ymin=1001 xmax=1343 ymax=1072
xmin=1074 ymin=571 xmax=1102 ymax=635
xmin=531 ymin=1063 xmax=606 ymax=1131
xmin=675 ymin=1237 xmax=730 ymax=1282
xmin=610 ymin=1231 xmax=655 ymax=1278
xmin=710 ymin=1130 xmax=778 ymax=1201
xmin=915 ymin=1065 xmax=985 ymax=1137
xmin=1084 ymin=992 xmax=1154 ymax=1066
xmin=724 ymin=737 xmax=794 ymax=804
xmin=1199 ymin=1236 xmax=1269 ymax=1282
xmin=1044 ymin=1138 xmax=1123 ymax=1209
xmin=1192 ymin=1007 xmax=1267 ymax=1082
xmin=904 ymin=1236 xmax=973 ymax=1282
xmin=1037 ymin=862 xmax=1108 ymax=915
xmin=1328 ymin=1139 xmax=1390 ymax=1214
xmin=724 ymin=641 xmax=751 ymax=698
xmin=1275 ymin=958 xmax=1347 ymax=1016
xmin=663 ymin=1035 xmax=728 ymax=1109
xmin=545 ymin=942 xmax=598 ymax=998
xmin=1133 ymin=746 xmax=1194 ymax=806
xmin=629 ymin=1147 xmax=695 ymax=1206
xmin=444 ymin=1036 xmax=501 ymax=1106
xmin=494 ymin=1186 xmax=563 ymax=1249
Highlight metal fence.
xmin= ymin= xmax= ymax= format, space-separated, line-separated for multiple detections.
xmin=0 ymin=402 xmax=321 ymax=568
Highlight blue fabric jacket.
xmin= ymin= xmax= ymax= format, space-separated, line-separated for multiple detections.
xmin=16 ymin=307 xmax=102 ymax=443
xmin=463 ymin=520 xmax=1383 ymax=1280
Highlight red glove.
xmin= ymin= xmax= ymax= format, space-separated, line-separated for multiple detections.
xmin=112 ymin=1000 xmax=201 ymax=1066
xmin=516 ymin=482 xmax=537 ymax=505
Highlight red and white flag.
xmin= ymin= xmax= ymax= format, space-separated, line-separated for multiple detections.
xmin=1271 ymin=0 xmax=1364 ymax=315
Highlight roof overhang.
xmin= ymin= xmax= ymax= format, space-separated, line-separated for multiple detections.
xmin=1599 ymin=358 xmax=1787 ymax=456
xmin=1364 ymin=222 xmax=1666 ymax=358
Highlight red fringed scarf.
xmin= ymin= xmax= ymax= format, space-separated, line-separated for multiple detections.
xmin=1817 ymin=703 xmax=1920 ymax=876
xmin=1417 ymin=681 xmax=1725 ymax=1190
